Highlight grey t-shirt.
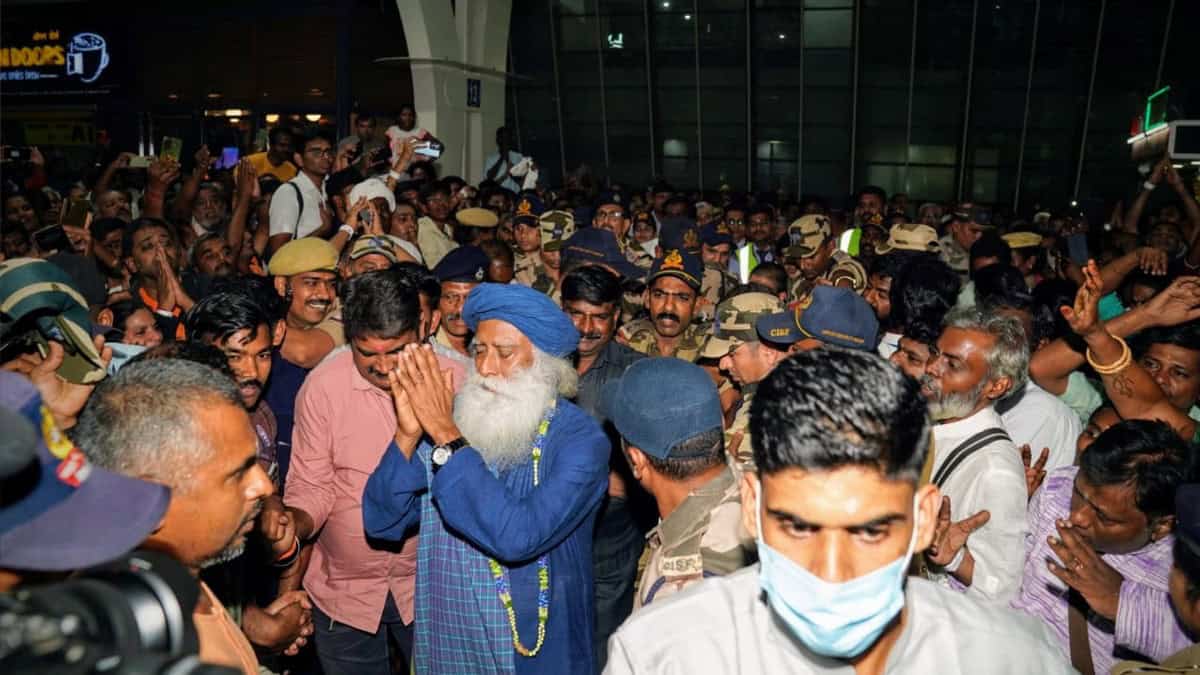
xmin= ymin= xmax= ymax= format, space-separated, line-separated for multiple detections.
xmin=604 ymin=566 xmax=1073 ymax=674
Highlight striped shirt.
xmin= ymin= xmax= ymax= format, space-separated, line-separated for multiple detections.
xmin=1011 ymin=466 xmax=1191 ymax=673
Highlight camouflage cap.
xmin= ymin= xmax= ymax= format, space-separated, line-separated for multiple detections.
xmin=784 ymin=214 xmax=832 ymax=259
xmin=700 ymin=291 xmax=784 ymax=359
xmin=875 ymin=223 xmax=940 ymax=255
xmin=539 ymin=210 xmax=576 ymax=252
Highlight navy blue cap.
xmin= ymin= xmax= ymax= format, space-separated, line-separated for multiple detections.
xmin=0 ymin=372 xmax=170 ymax=571
xmin=513 ymin=194 xmax=544 ymax=227
xmin=658 ymin=216 xmax=701 ymax=254
xmin=433 ymin=245 xmax=490 ymax=283
xmin=595 ymin=191 xmax=626 ymax=210
xmin=701 ymin=222 xmax=734 ymax=247
xmin=600 ymin=358 xmax=723 ymax=459
xmin=1176 ymin=484 xmax=1200 ymax=553
xmin=649 ymin=249 xmax=704 ymax=291
xmin=756 ymin=285 xmax=879 ymax=351
xmin=561 ymin=229 xmax=644 ymax=280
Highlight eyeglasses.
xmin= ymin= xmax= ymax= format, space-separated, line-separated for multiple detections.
xmin=727 ymin=218 xmax=745 ymax=226
xmin=597 ymin=210 xmax=625 ymax=220
xmin=304 ymin=147 xmax=335 ymax=157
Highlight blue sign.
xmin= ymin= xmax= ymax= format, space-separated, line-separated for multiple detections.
xmin=467 ymin=78 xmax=481 ymax=108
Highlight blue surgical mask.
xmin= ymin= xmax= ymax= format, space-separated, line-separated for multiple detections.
xmin=755 ymin=486 xmax=920 ymax=659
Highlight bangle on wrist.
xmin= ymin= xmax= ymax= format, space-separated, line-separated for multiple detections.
xmin=1085 ymin=334 xmax=1132 ymax=375
xmin=272 ymin=535 xmax=300 ymax=567
xmin=338 ymin=224 xmax=355 ymax=237
xmin=388 ymin=170 xmax=402 ymax=181
xmin=1143 ymin=180 xmax=1157 ymax=192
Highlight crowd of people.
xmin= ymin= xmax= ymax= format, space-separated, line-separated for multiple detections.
xmin=2 ymin=107 xmax=1200 ymax=675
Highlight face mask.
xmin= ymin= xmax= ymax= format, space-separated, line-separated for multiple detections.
xmin=755 ymin=483 xmax=920 ymax=659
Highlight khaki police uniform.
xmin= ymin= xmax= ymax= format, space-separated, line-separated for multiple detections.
xmin=635 ymin=467 xmax=753 ymax=609
xmin=513 ymin=250 xmax=544 ymax=288
xmin=724 ymin=384 xmax=755 ymax=472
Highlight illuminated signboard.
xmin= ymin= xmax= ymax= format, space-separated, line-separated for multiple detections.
xmin=0 ymin=27 xmax=121 ymax=96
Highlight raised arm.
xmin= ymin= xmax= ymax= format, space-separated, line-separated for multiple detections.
xmin=170 ymin=145 xmax=213 ymax=224
xmin=1121 ymin=160 xmax=1164 ymax=235
xmin=1030 ymin=275 xmax=1200 ymax=394
xmin=93 ymin=152 xmax=132 ymax=197
xmin=1063 ymin=261 xmax=1198 ymax=440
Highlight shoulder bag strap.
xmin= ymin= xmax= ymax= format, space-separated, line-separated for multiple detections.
xmin=1068 ymin=588 xmax=1096 ymax=675
xmin=931 ymin=427 xmax=1010 ymax=489
xmin=290 ymin=182 xmax=304 ymax=237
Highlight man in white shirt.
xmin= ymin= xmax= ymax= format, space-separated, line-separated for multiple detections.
xmin=481 ymin=126 xmax=524 ymax=193
xmin=604 ymin=350 xmax=1072 ymax=675
xmin=268 ymin=131 xmax=334 ymax=256
xmin=918 ymin=307 xmax=1030 ymax=603
xmin=975 ymin=263 xmax=1082 ymax=472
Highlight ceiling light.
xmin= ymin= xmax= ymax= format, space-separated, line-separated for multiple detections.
xmin=305 ymin=114 xmax=322 ymax=122
xmin=265 ymin=114 xmax=280 ymax=124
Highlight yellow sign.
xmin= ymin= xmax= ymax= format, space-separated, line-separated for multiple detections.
xmin=23 ymin=120 xmax=95 ymax=146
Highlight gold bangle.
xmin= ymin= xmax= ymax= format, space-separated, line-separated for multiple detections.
xmin=1086 ymin=334 xmax=1132 ymax=375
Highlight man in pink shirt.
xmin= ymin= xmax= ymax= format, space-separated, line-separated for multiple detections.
xmin=273 ymin=268 xmax=463 ymax=675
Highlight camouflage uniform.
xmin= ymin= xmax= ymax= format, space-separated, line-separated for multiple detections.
xmin=698 ymin=292 xmax=786 ymax=475
xmin=531 ymin=273 xmax=562 ymax=306
xmin=938 ymin=234 xmax=970 ymax=279
xmin=788 ymin=250 xmax=867 ymax=305
xmin=696 ymin=264 xmax=737 ymax=323
xmin=513 ymin=250 xmax=544 ymax=288
xmin=619 ymin=319 xmax=710 ymax=363
xmin=724 ymin=384 xmax=756 ymax=474
xmin=621 ymin=239 xmax=654 ymax=271
xmin=635 ymin=467 xmax=754 ymax=609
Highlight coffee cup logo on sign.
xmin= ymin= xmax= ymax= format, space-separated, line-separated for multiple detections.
xmin=65 ymin=33 xmax=109 ymax=83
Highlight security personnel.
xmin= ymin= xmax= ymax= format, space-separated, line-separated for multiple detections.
xmin=512 ymin=194 xmax=545 ymax=287
xmin=618 ymin=249 xmax=709 ymax=362
xmin=601 ymin=358 xmax=754 ymax=610
xmin=430 ymin=244 xmax=490 ymax=365
xmin=532 ymin=209 xmax=576 ymax=304
xmin=755 ymin=284 xmax=882 ymax=354
xmin=697 ymin=222 xmax=738 ymax=321
xmin=784 ymin=213 xmax=866 ymax=303
xmin=697 ymin=291 xmax=785 ymax=472
xmin=594 ymin=192 xmax=653 ymax=271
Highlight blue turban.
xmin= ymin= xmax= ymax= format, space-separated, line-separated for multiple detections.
xmin=462 ymin=283 xmax=580 ymax=358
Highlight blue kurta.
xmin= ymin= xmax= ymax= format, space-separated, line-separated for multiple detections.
xmin=363 ymin=398 xmax=609 ymax=675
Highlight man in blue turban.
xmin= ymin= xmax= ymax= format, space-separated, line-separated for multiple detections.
xmin=363 ymin=283 xmax=609 ymax=674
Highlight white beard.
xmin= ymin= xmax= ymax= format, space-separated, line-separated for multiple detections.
xmin=922 ymin=374 xmax=987 ymax=422
xmin=453 ymin=353 xmax=565 ymax=471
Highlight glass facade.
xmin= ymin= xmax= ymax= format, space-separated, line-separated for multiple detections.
xmin=507 ymin=0 xmax=1195 ymax=208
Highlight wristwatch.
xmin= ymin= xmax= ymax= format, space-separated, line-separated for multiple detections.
xmin=431 ymin=437 xmax=469 ymax=473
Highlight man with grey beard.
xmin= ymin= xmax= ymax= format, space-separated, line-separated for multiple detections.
xmin=363 ymin=283 xmax=610 ymax=675
xmin=917 ymin=307 xmax=1029 ymax=604
xmin=73 ymin=358 xmax=281 ymax=673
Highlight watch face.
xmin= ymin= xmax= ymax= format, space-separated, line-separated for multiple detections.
xmin=432 ymin=445 xmax=452 ymax=465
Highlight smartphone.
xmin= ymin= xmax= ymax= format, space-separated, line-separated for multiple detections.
xmin=128 ymin=156 xmax=152 ymax=169
xmin=414 ymin=138 xmax=443 ymax=159
xmin=220 ymin=146 xmax=239 ymax=170
xmin=34 ymin=225 xmax=71 ymax=252
xmin=61 ymin=199 xmax=92 ymax=228
xmin=161 ymin=136 xmax=183 ymax=163
xmin=1066 ymin=233 xmax=1089 ymax=266
xmin=3 ymin=146 xmax=32 ymax=163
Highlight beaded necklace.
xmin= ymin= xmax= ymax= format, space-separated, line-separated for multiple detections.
xmin=488 ymin=399 xmax=556 ymax=658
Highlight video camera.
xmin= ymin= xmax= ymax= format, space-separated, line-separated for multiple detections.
xmin=0 ymin=550 xmax=236 ymax=675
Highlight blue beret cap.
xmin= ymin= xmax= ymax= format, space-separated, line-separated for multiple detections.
xmin=462 ymin=283 xmax=580 ymax=358
xmin=600 ymin=358 xmax=723 ymax=459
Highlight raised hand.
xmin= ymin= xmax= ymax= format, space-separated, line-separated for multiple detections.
xmin=147 ymin=157 xmax=181 ymax=190
xmin=1061 ymin=259 xmax=1104 ymax=337
xmin=1047 ymin=519 xmax=1123 ymax=620
xmin=193 ymin=145 xmax=213 ymax=176
xmin=926 ymin=495 xmax=991 ymax=567
xmin=258 ymin=495 xmax=295 ymax=556
xmin=344 ymin=196 xmax=370 ymax=233
xmin=1020 ymin=444 xmax=1049 ymax=499
xmin=1142 ymin=276 xmax=1200 ymax=328
xmin=1135 ymin=246 xmax=1168 ymax=276
xmin=27 ymin=337 xmax=112 ymax=429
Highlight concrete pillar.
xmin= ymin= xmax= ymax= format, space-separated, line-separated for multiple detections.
xmin=397 ymin=0 xmax=513 ymax=183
